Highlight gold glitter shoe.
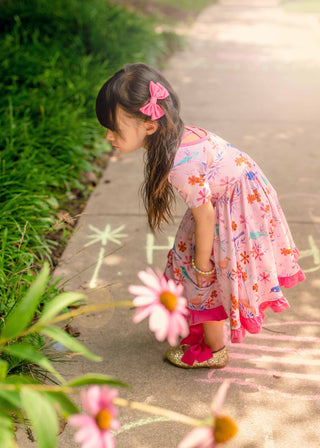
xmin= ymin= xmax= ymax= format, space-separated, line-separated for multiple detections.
xmin=165 ymin=346 xmax=228 ymax=369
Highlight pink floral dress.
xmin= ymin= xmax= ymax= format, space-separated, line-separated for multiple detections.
xmin=164 ymin=127 xmax=305 ymax=353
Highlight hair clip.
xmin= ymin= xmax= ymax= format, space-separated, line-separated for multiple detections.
xmin=139 ymin=81 xmax=169 ymax=120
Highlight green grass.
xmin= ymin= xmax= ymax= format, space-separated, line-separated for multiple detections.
xmin=0 ymin=0 xmax=211 ymax=377
xmin=0 ymin=0 xmax=172 ymax=325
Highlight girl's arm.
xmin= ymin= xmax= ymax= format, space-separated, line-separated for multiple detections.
xmin=191 ymin=201 xmax=216 ymax=287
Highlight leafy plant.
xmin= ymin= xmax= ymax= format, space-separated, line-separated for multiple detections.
xmin=0 ymin=263 xmax=129 ymax=446
xmin=0 ymin=264 xmax=237 ymax=448
xmin=0 ymin=0 xmax=177 ymax=371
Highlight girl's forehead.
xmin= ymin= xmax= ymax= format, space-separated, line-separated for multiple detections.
xmin=116 ymin=106 xmax=136 ymax=126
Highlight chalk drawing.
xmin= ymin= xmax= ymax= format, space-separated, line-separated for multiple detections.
xmin=263 ymin=426 xmax=275 ymax=448
xmin=146 ymin=233 xmax=175 ymax=265
xmin=299 ymin=234 xmax=320 ymax=273
xmin=198 ymin=377 xmax=320 ymax=402
xmin=113 ymin=416 xmax=171 ymax=436
xmin=85 ymin=224 xmax=128 ymax=288
xmin=197 ymin=321 xmax=320 ymax=401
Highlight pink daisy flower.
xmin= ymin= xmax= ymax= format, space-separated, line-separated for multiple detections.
xmin=69 ymin=386 xmax=120 ymax=448
xmin=178 ymin=382 xmax=237 ymax=448
xmin=129 ymin=267 xmax=189 ymax=346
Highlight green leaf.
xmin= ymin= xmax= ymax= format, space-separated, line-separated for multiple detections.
xmin=0 ymin=375 xmax=39 ymax=409
xmin=0 ymin=360 xmax=8 ymax=380
xmin=0 ymin=263 xmax=50 ymax=341
xmin=21 ymin=389 xmax=58 ymax=448
xmin=0 ymin=390 xmax=21 ymax=409
xmin=0 ymin=413 xmax=15 ymax=448
xmin=2 ymin=343 xmax=64 ymax=383
xmin=41 ymin=326 xmax=102 ymax=362
xmin=37 ymin=292 xmax=85 ymax=325
xmin=0 ymin=396 xmax=22 ymax=417
xmin=67 ymin=373 xmax=128 ymax=388
xmin=45 ymin=391 xmax=79 ymax=418
xmin=46 ymin=196 xmax=59 ymax=209
xmin=5 ymin=374 xmax=39 ymax=385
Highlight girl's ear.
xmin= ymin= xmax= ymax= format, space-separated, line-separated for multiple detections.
xmin=144 ymin=120 xmax=158 ymax=135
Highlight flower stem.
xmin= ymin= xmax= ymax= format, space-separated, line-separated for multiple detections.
xmin=114 ymin=397 xmax=204 ymax=427
xmin=0 ymin=384 xmax=74 ymax=393
xmin=14 ymin=301 xmax=134 ymax=341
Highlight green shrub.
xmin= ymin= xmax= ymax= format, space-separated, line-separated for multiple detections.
xmin=0 ymin=0 xmax=170 ymax=321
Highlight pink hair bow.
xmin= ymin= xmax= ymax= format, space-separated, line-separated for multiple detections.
xmin=139 ymin=81 xmax=169 ymax=121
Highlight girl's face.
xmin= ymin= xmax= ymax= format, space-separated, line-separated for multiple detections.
xmin=105 ymin=107 xmax=157 ymax=154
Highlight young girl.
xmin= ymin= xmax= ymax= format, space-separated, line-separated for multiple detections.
xmin=95 ymin=63 xmax=305 ymax=369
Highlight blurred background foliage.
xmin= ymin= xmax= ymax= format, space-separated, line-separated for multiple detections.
xmin=0 ymin=0 xmax=178 ymax=321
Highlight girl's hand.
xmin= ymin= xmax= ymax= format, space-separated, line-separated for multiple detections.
xmin=194 ymin=260 xmax=216 ymax=287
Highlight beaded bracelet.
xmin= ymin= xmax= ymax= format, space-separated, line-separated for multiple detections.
xmin=191 ymin=258 xmax=215 ymax=275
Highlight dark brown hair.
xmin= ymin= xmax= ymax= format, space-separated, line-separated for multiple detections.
xmin=96 ymin=63 xmax=184 ymax=231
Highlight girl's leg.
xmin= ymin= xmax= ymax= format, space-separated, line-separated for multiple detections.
xmin=203 ymin=320 xmax=225 ymax=352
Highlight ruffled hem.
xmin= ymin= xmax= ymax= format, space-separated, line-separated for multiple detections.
xmin=278 ymin=269 xmax=306 ymax=288
xmin=185 ymin=297 xmax=291 ymax=345
xmin=231 ymin=296 xmax=290 ymax=343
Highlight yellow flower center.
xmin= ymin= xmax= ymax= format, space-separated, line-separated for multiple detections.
xmin=214 ymin=415 xmax=238 ymax=443
xmin=96 ymin=409 xmax=113 ymax=431
xmin=160 ymin=291 xmax=178 ymax=312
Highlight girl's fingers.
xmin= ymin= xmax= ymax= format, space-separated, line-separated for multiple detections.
xmin=196 ymin=272 xmax=215 ymax=287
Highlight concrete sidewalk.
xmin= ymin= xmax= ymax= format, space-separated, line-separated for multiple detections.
xmin=30 ymin=1 xmax=320 ymax=447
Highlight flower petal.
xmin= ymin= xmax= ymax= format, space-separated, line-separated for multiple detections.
xmin=149 ymin=306 xmax=169 ymax=332
xmin=211 ymin=381 xmax=230 ymax=415
xmin=167 ymin=278 xmax=184 ymax=296
xmin=178 ymin=427 xmax=215 ymax=448
xmin=73 ymin=423 xmax=99 ymax=444
xmin=102 ymin=430 xmax=116 ymax=448
xmin=68 ymin=414 xmax=94 ymax=428
xmin=154 ymin=317 xmax=170 ymax=342
xmin=99 ymin=387 xmax=118 ymax=416
xmin=81 ymin=431 xmax=105 ymax=448
xmin=84 ymin=386 xmax=102 ymax=415
xmin=133 ymin=295 xmax=157 ymax=307
xmin=138 ymin=269 xmax=162 ymax=291
xmin=166 ymin=325 xmax=179 ymax=346
xmin=174 ymin=312 xmax=189 ymax=337
xmin=128 ymin=285 xmax=156 ymax=297
xmin=133 ymin=306 xmax=153 ymax=323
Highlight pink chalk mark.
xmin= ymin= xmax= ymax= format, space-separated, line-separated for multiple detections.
xmin=229 ymin=352 xmax=320 ymax=366
xmin=200 ymin=320 xmax=320 ymax=403
xmin=196 ymin=377 xmax=320 ymax=402
xmin=247 ymin=332 xmax=320 ymax=343
xmin=208 ymin=366 xmax=320 ymax=382
xmin=265 ymin=321 xmax=320 ymax=327
xmin=228 ymin=342 xmax=320 ymax=356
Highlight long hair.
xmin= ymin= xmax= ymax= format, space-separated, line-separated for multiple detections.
xmin=96 ymin=63 xmax=184 ymax=231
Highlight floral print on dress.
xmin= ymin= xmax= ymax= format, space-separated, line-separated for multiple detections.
xmin=165 ymin=128 xmax=305 ymax=343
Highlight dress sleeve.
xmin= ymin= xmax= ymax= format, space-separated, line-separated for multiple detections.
xmin=169 ymin=156 xmax=212 ymax=209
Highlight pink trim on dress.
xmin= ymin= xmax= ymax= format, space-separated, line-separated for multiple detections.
xmin=188 ymin=306 xmax=228 ymax=326
xmin=279 ymin=269 xmax=306 ymax=288
xmin=180 ymin=126 xmax=209 ymax=147
xmin=231 ymin=296 xmax=290 ymax=343
xmin=181 ymin=295 xmax=293 ymax=362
